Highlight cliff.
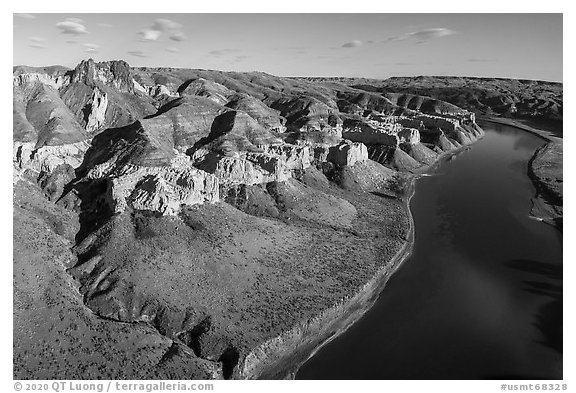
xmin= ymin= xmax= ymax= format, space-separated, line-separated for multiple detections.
xmin=528 ymin=141 xmax=563 ymax=229
xmin=13 ymin=59 xmax=484 ymax=380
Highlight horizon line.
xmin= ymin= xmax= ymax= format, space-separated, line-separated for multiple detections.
xmin=12 ymin=60 xmax=564 ymax=84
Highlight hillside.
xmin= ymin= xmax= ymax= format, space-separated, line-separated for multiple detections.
xmin=14 ymin=59 xmax=495 ymax=380
xmin=306 ymin=75 xmax=563 ymax=127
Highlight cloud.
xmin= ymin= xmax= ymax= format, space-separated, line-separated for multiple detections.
xmin=152 ymin=19 xmax=182 ymax=31
xmin=384 ymin=28 xmax=456 ymax=44
xmin=139 ymin=29 xmax=162 ymax=41
xmin=83 ymin=43 xmax=100 ymax=54
xmin=165 ymin=47 xmax=180 ymax=53
xmin=28 ymin=37 xmax=46 ymax=49
xmin=409 ymin=28 xmax=455 ymax=42
xmin=209 ymin=49 xmax=241 ymax=56
xmin=15 ymin=13 xmax=35 ymax=19
xmin=128 ymin=50 xmax=148 ymax=58
xmin=56 ymin=18 xmax=88 ymax=35
xmin=342 ymin=40 xmax=363 ymax=48
xmin=169 ymin=31 xmax=187 ymax=41
xmin=139 ymin=18 xmax=186 ymax=42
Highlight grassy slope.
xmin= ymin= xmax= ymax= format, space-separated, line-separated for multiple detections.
xmin=13 ymin=180 xmax=222 ymax=379
xmin=67 ymin=165 xmax=409 ymax=378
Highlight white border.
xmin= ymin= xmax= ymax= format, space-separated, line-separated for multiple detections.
xmin=2 ymin=2 xmax=573 ymax=391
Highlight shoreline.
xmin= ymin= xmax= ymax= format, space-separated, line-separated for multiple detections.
xmin=479 ymin=116 xmax=563 ymax=230
xmin=479 ymin=116 xmax=561 ymax=143
xmin=526 ymin=143 xmax=563 ymax=230
xmin=245 ymin=135 xmax=484 ymax=380
xmin=282 ymin=118 xmax=562 ymax=379
xmin=238 ymin=195 xmax=416 ymax=379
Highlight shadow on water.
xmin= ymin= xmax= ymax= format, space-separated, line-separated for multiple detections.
xmin=533 ymin=299 xmax=563 ymax=354
xmin=504 ymin=259 xmax=562 ymax=354
xmin=504 ymin=259 xmax=562 ymax=280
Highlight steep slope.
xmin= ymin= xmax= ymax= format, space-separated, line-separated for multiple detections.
xmin=13 ymin=75 xmax=87 ymax=147
xmin=14 ymin=59 xmax=486 ymax=380
xmin=61 ymin=59 xmax=157 ymax=133
xmin=13 ymin=181 xmax=222 ymax=379
xmin=528 ymin=142 xmax=563 ymax=228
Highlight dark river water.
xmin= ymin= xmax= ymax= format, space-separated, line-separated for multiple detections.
xmin=296 ymin=123 xmax=563 ymax=380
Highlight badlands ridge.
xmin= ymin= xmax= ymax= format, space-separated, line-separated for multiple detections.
xmin=17 ymin=59 xmax=551 ymax=380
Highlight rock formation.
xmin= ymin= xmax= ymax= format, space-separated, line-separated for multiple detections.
xmin=13 ymin=58 xmax=489 ymax=381
xmin=349 ymin=75 xmax=563 ymax=125
xmin=61 ymin=59 xmax=157 ymax=133
xmin=328 ymin=140 xmax=368 ymax=167
xmin=528 ymin=141 xmax=563 ymax=228
xmin=226 ymin=93 xmax=287 ymax=133
xmin=179 ymin=78 xmax=233 ymax=105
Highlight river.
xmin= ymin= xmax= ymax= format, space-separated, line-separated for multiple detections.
xmin=296 ymin=122 xmax=563 ymax=380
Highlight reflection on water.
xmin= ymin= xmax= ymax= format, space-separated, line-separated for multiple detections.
xmin=296 ymin=124 xmax=562 ymax=380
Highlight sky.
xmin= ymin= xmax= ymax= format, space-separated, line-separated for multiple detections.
xmin=13 ymin=13 xmax=563 ymax=81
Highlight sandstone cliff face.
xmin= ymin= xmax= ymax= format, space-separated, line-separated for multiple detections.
xmin=108 ymin=165 xmax=219 ymax=215
xmin=328 ymin=140 xmax=368 ymax=167
xmin=194 ymin=153 xmax=288 ymax=187
xmin=13 ymin=59 xmax=484 ymax=210
xmin=71 ymin=59 xmax=135 ymax=93
xmin=397 ymin=128 xmax=420 ymax=145
xmin=342 ymin=115 xmax=481 ymax=172
xmin=13 ymin=72 xmax=70 ymax=91
xmin=13 ymin=140 xmax=90 ymax=184
xmin=192 ymin=143 xmax=314 ymax=188
xmin=84 ymin=87 xmax=109 ymax=132
xmin=143 ymin=84 xmax=177 ymax=100
xmin=60 ymin=59 xmax=157 ymax=133
xmin=342 ymin=118 xmax=400 ymax=147
xmin=76 ymin=120 xmax=220 ymax=216
xmin=260 ymin=144 xmax=311 ymax=171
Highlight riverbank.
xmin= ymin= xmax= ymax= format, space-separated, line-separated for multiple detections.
xmin=240 ymin=175 xmax=417 ymax=379
xmin=295 ymin=122 xmax=562 ymax=380
xmin=480 ymin=116 xmax=561 ymax=142
xmin=248 ymin=133 xmax=486 ymax=380
xmin=528 ymin=142 xmax=563 ymax=229
xmin=480 ymin=116 xmax=563 ymax=230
